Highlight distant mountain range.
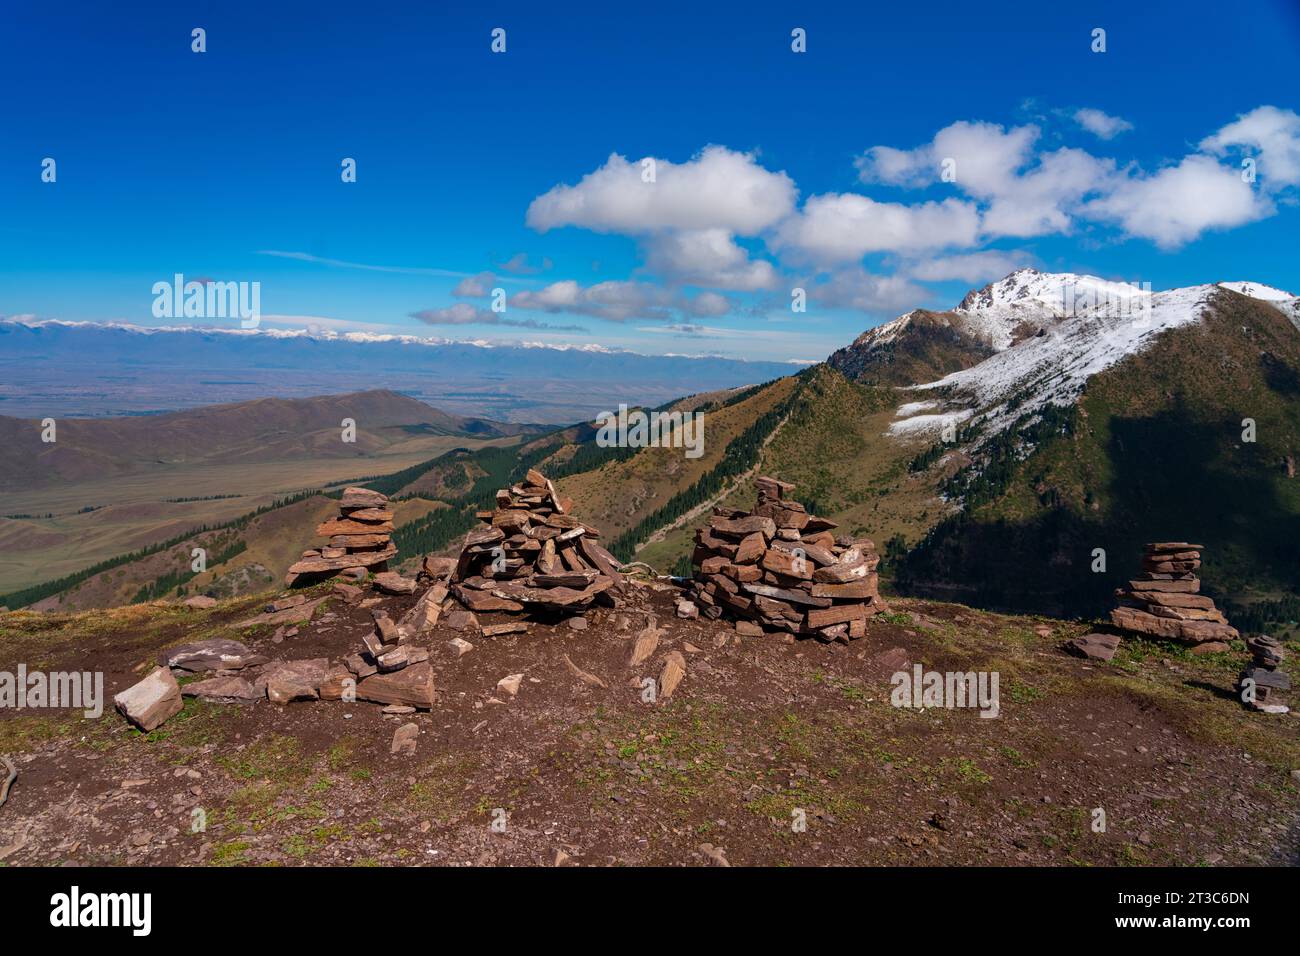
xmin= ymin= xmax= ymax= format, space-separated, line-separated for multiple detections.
xmin=7 ymin=270 xmax=1299 ymax=637
xmin=0 ymin=320 xmax=799 ymax=424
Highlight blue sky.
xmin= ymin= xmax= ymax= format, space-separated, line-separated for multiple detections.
xmin=2 ymin=0 xmax=1298 ymax=362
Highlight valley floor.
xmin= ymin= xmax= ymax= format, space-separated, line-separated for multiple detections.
xmin=0 ymin=584 xmax=1296 ymax=867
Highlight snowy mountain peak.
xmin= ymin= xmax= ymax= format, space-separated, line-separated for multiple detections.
xmin=1217 ymin=280 xmax=1296 ymax=301
xmin=885 ymin=271 xmax=1300 ymax=442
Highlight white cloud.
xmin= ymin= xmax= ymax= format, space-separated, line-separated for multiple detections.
xmin=497 ymin=252 xmax=552 ymax=274
xmin=858 ymin=121 xmax=1114 ymax=240
xmin=1200 ymin=105 xmax=1300 ymax=188
xmin=906 ymin=250 xmax=1035 ymax=284
xmin=413 ymin=302 xmax=493 ymax=324
xmin=981 ymin=148 xmax=1116 ymax=238
xmin=452 ymin=271 xmax=495 ymax=297
xmin=526 ymin=146 xmax=797 ymax=236
xmin=808 ymin=267 xmax=929 ymax=314
xmin=684 ymin=290 xmax=732 ymax=317
xmin=772 ymin=193 xmax=980 ymax=264
xmin=510 ymin=279 xmax=725 ymax=323
xmin=643 ymin=229 xmax=779 ymax=291
xmin=508 ymin=109 xmax=1295 ymax=327
xmin=1084 ymin=154 xmax=1271 ymax=248
xmin=1073 ymin=108 xmax=1134 ymax=140
xmin=857 ymin=121 xmax=1038 ymax=196
xmin=506 ymin=277 xmax=733 ymax=321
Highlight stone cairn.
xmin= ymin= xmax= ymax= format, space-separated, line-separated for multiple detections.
xmin=450 ymin=468 xmax=624 ymax=616
xmin=1238 ymin=635 xmax=1290 ymax=714
xmin=285 ymin=486 xmax=397 ymax=587
xmin=1109 ymin=542 xmax=1238 ymax=653
xmin=686 ymin=476 xmax=886 ymax=642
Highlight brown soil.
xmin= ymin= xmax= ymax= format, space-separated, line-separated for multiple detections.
xmin=0 ymin=584 xmax=1297 ymax=867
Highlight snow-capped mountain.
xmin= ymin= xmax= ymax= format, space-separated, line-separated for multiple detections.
xmin=879 ymin=269 xmax=1300 ymax=438
xmin=884 ymin=269 xmax=1300 ymax=620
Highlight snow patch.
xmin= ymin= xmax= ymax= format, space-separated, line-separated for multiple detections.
xmin=909 ymin=284 xmax=1214 ymax=431
xmin=886 ymin=408 xmax=974 ymax=437
xmin=1217 ymin=280 xmax=1296 ymax=301
xmin=895 ymin=400 xmax=940 ymax=418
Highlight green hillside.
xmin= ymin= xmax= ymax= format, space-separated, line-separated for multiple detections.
xmin=897 ymin=291 xmax=1300 ymax=632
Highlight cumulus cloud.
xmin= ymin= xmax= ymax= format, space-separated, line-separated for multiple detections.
xmin=807 ymin=267 xmax=929 ymax=314
xmin=497 ymin=253 xmax=552 ymax=274
xmin=858 ymin=121 xmax=1039 ymax=196
xmin=411 ymin=302 xmax=586 ymax=332
xmin=981 ymin=148 xmax=1117 ymax=238
xmin=857 ymin=121 xmax=1114 ymax=240
xmin=772 ymin=194 xmax=980 ymax=264
xmin=510 ymin=279 xmax=725 ymax=323
xmin=507 ymin=109 xmax=1294 ymax=326
xmin=526 ymin=145 xmax=797 ymax=236
xmin=643 ymin=229 xmax=780 ymax=291
xmin=905 ymin=250 xmax=1036 ymax=284
xmin=1200 ymin=105 xmax=1300 ymax=188
xmin=1084 ymin=154 xmax=1271 ymax=248
xmin=509 ymin=279 xmax=731 ymax=322
xmin=452 ymin=271 xmax=496 ymax=297
xmin=684 ymin=290 xmax=731 ymax=317
xmin=1073 ymin=108 xmax=1134 ymax=140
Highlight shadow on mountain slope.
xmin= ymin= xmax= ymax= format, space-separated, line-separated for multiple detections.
xmin=896 ymin=407 xmax=1300 ymax=620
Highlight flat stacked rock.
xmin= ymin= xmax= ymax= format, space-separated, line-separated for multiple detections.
xmin=285 ymin=487 xmax=398 ymax=587
xmin=687 ymin=476 xmax=886 ymax=642
xmin=450 ymin=468 xmax=624 ymax=616
xmin=1110 ymin=542 xmax=1238 ymax=653
xmin=330 ymin=601 xmax=437 ymax=709
xmin=1238 ymin=635 xmax=1290 ymax=714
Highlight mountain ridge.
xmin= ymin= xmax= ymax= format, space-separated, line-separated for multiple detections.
xmin=6 ymin=269 xmax=1299 ymax=635
xmin=0 ymin=389 xmax=531 ymax=491
xmin=0 ymin=319 xmax=800 ymax=424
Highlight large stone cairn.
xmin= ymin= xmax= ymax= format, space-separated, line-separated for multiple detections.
xmin=450 ymin=468 xmax=624 ymax=615
xmin=688 ymin=476 xmax=885 ymax=642
xmin=1238 ymin=635 xmax=1290 ymax=714
xmin=285 ymin=486 xmax=397 ymax=587
xmin=1109 ymin=542 xmax=1238 ymax=653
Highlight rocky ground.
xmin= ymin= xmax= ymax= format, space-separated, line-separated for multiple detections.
xmin=0 ymin=579 xmax=1297 ymax=867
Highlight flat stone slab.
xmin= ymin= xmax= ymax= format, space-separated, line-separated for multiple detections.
xmin=1065 ymin=633 xmax=1121 ymax=662
xmin=286 ymin=547 xmax=397 ymax=576
xmin=356 ymin=661 xmax=436 ymax=710
xmin=259 ymin=658 xmax=329 ymax=704
xmin=233 ymin=597 xmax=327 ymax=629
xmin=159 ymin=639 xmax=265 ymax=673
xmin=372 ymin=571 xmax=418 ymax=595
xmin=182 ymin=675 xmax=260 ymax=702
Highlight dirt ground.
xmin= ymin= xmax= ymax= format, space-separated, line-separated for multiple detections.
xmin=1 ymin=580 xmax=1297 ymax=867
